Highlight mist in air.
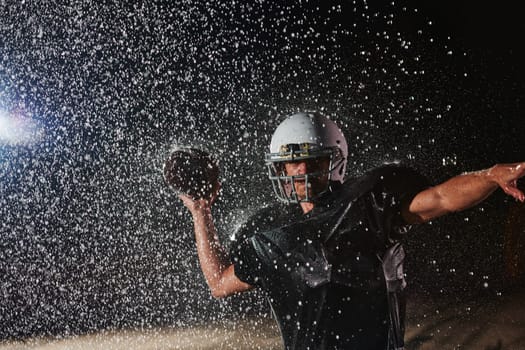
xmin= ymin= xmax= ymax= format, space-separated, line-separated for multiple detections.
xmin=0 ymin=0 xmax=524 ymax=345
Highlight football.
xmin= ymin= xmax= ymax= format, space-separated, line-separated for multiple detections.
xmin=163 ymin=147 xmax=219 ymax=199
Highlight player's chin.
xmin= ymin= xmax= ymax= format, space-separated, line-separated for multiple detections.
xmin=294 ymin=186 xmax=307 ymax=200
xmin=294 ymin=180 xmax=325 ymax=199
xmin=295 ymin=187 xmax=319 ymax=201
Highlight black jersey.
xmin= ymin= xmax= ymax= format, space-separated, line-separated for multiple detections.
xmin=231 ymin=164 xmax=429 ymax=350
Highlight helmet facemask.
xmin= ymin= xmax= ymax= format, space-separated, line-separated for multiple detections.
xmin=265 ymin=143 xmax=345 ymax=203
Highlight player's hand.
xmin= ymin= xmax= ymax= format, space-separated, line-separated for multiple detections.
xmin=178 ymin=181 xmax=221 ymax=214
xmin=488 ymin=162 xmax=525 ymax=202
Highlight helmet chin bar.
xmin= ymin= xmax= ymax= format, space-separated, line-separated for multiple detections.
xmin=266 ymin=156 xmax=345 ymax=204
xmin=276 ymin=173 xmax=329 ymax=203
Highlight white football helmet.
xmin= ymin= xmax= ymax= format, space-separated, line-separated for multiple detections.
xmin=265 ymin=112 xmax=348 ymax=203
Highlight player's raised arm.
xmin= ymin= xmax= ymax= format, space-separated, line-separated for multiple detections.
xmin=179 ymin=193 xmax=253 ymax=298
xmin=403 ymin=162 xmax=525 ymax=224
xmin=164 ymin=148 xmax=253 ymax=298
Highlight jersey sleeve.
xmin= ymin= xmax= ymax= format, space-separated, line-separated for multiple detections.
xmin=230 ymin=203 xmax=299 ymax=287
xmin=229 ymin=206 xmax=284 ymax=287
xmin=230 ymin=231 xmax=265 ymax=287
xmin=373 ymin=164 xmax=430 ymax=238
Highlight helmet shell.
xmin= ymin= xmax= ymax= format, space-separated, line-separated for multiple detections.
xmin=269 ymin=112 xmax=348 ymax=182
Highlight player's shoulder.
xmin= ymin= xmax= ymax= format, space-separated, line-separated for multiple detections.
xmin=371 ymin=162 xmax=429 ymax=190
xmin=342 ymin=163 xmax=429 ymax=197
xmin=365 ymin=162 xmax=423 ymax=179
xmin=231 ymin=202 xmax=300 ymax=242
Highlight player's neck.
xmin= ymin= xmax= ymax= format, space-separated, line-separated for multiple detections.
xmin=300 ymin=201 xmax=314 ymax=214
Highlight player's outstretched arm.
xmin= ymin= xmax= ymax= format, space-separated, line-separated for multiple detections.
xmin=179 ymin=191 xmax=253 ymax=298
xmin=403 ymin=162 xmax=525 ymax=224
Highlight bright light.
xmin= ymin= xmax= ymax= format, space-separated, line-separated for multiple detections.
xmin=0 ymin=109 xmax=44 ymax=146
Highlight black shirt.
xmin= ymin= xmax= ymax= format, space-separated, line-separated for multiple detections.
xmin=231 ymin=164 xmax=429 ymax=350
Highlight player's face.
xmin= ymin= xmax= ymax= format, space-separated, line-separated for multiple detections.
xmin=284 ymin=157 xmax=330 ymax=200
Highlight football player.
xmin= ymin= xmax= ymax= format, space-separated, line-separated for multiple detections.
xmin=179 ymin=112 xmax=525 ymax=349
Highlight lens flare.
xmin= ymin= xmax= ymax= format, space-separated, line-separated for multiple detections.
xmin=0 ymin=109 xmax=44 ymax=146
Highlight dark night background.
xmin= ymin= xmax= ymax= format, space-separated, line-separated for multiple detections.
xmin=0 ymin=0 xmax=524 ymax=340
